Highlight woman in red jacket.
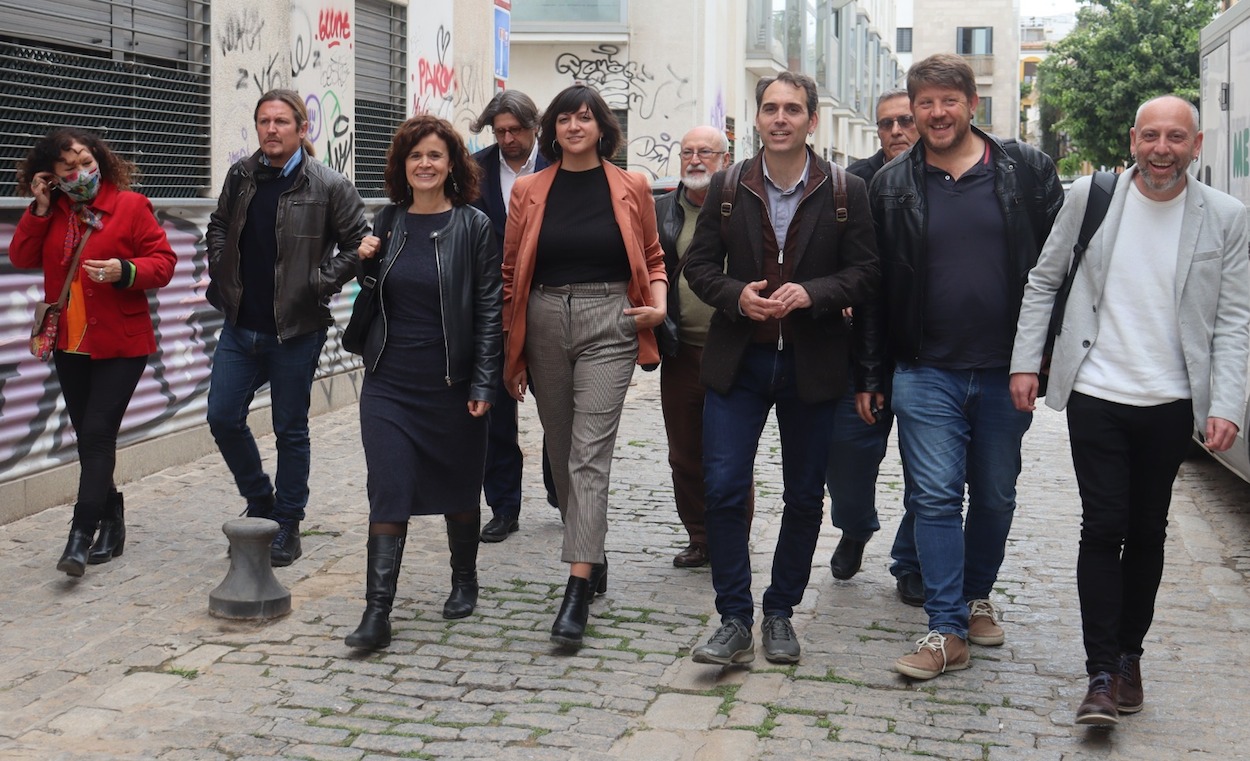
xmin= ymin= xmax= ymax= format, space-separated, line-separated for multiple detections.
xmin=9 ymin=128 xmax=176 ymax=578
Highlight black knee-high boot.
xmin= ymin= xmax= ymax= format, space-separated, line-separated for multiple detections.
xmin=443 ymin=515 xmax=480 ymax=619
xmin=550 ymin=575 xmax=593 ymax=648
xmin=88 ymin=490 xmax=126 ymax=564
xmin=345 ymin=535 xmax=405 ymax=650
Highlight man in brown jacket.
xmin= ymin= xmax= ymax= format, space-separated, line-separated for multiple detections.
xmin=683 ymin=71 xmax=879 ymax=666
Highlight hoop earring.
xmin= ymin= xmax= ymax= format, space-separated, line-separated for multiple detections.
xmin=551 ymin=139 xmax=559 ymax=155
xmin=452 ymin=177 xmax=461 ymax=195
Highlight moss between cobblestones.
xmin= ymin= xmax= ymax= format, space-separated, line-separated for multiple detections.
xmin=165 ymin=667 xmax=198 ymax=679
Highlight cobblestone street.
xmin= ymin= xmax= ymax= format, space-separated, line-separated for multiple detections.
xmin=2 ymin=368 xmax=1249 ymax=760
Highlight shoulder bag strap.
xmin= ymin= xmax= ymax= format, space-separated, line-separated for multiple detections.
xmin=57 ymin=228 xmax=93 ymax=308
xmin=1046 ymin=171 xmax=1117 ymax=343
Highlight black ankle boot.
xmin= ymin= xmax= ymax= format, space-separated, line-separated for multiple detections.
xmin=88 ymin=491 xmax=126 ymax=565
xmin=346 ymin=535 xmax=406 ymax=650
xmin=57 ymin=526 xmax=95 ymax=577
xmin=443 ymin=516 xmax=480 ymax=619
xmin=589 ymin=556 xmax=608 ymax=597
xmin=550 ymin=575 xmax=593 ymax=648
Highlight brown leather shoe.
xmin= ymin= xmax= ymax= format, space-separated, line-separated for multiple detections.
xmin=1075 ymin=672 xmax=1119 ymax=726
xmin=673 ymin=543 xmax=708 ymax=568
xmin=894 ymin=631 xmax=970 ymax=680
xmin=1117 ymin=654 xmax=1143 ymax=714
xmin=967 ymin=599 xmax=1005 ymax=646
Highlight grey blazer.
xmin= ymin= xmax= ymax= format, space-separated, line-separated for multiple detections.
xmin=1011 ymin=167 xmax=1250 ymax=429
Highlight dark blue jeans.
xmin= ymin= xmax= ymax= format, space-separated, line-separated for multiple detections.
xmin=207 ymin=321 xmax=326 ymax=523
xmin=483 ymin=374 xmax=523 ymax=520
xmin=891 ymin=362 xmax=1031 ymax=638
xmin=825 ymin=390 xmax=892 ymax=542
xmin=703 ymin=345 xmax=836 ymax=626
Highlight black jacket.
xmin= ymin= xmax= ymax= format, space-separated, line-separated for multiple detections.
xmin=654 ymin=183 xmax=695 ymax=338
xmin=683 ymin=149 xmax=880 ymax=403
xmin=360 ymin=204 xmax=502 ymax=404
xmin=470 ymin=144 xmax=549 ymax=250
xmin=856 ymin=127 xmax=1064 ymax=393
xmin=206 ymin=150 xmax=369 ymax=340
xmin=847 ymin=149 xmax=887 ymax=184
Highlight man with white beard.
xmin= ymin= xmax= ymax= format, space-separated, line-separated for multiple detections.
xmin=654 ymin=126 xmax=731 ymax=569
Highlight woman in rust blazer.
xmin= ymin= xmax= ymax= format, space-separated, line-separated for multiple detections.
xmin=9 ymin=127 xmax=176 ymax=578
xmin=502 ymin=84 xmax=667 ymax=649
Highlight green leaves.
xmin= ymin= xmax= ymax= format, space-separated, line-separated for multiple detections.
xmin=1038 ymin=0 xmax=1216 ymax=170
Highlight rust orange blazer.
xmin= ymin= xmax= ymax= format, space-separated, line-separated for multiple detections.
xmin=502 ymin=160 xmax=668 ymax=379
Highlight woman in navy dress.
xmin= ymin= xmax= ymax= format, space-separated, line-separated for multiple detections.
xmin=345 ymin=115 xmax=501 ymax=650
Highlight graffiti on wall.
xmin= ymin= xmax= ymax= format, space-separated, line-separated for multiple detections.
xmin=0 ymin=209 xmax=363 ymax=486
xmin=409 ymin=0 xmax=455 ymax=119
xmin=552 ymin=45 xmax=696 ymax=178
xmin=292 ymin=1 xmax=355 ymax=180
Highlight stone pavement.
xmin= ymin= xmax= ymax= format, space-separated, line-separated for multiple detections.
xmin=2 ymin=369 xmax=1250 ymax=761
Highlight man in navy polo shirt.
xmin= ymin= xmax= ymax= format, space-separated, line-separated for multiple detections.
xmin=855 ymin=55 xmax=1063 ymax=680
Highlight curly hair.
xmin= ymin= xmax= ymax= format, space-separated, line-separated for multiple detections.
xmin=16 ymin=127 xmax=135 ymax=196
xmin=382 ymin=115 xmax=482 ymax=205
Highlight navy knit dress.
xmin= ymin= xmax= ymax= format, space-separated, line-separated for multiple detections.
xmin=359 ymin=210 xmax=487 ymax=519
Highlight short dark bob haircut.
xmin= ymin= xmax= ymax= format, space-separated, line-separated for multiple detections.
xmin=16 ymin=127 xmax=135 ymax=196
xmin=383 ymin=115 xmax=482 ymax=206
xmin=538 ymin=84 xmax=622 ymax=164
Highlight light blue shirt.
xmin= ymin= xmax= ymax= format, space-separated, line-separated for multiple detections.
xmin=260 ymin=149 xmax=305 ymax=177
xmin=761 ymin=153 xmax=810 ymax=252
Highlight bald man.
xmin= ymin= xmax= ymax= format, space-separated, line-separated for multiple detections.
xmin=1011 ymin=94 xmax=1249 ymax=726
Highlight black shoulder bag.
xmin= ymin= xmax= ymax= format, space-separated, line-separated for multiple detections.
xmin=1038 ymin=171 xmax=1116 ymax=396
xmin=343 ymin=204 xmax=398 ymax=356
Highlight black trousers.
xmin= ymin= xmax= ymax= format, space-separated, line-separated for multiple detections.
xmin=1066 ymin=392 xmax=1193 ymax=675
xmin=53 ymin=352 xmax=147 ymax=529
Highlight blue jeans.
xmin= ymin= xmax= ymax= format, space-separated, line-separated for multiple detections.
xmin=825 ymin=390 xmax=892 ymax=542
xmin=207 ymin=321 xmax=326 ymax=523
xmin=891 ymin=362 xmax=1031 ymax=637
xmin=703 ymin=346 xmax=836 ymax=626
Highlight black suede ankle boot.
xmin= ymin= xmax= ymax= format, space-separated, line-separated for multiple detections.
xmin=589 ymin=555 xmax=608 ymax=597
xmin=88 ymin=491 xmax=126 ymax=565
xmin=550 ymin=575 xmax=592 ymax=648
xmin=442 ymin=516 xmax=480 ymax=619
xmin=345 ymin=535 xmax=406 ymax=650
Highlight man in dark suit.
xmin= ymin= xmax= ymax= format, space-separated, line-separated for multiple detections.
xmin=469 ymin=90 xmax=552 ymax=542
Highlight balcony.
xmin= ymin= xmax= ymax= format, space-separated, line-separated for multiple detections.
xmin=961 ymin=55 xmax=995 ymax=77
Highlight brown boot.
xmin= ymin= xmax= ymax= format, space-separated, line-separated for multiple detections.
xmin=1075 ymin=671 xmax=1119 ymax=726
xmin=1117 ymin=654 xmax=1143 ymax=714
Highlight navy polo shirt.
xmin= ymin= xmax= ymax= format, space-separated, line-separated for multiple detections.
xmin=918 ymin=144 xmax=1011 ymax=369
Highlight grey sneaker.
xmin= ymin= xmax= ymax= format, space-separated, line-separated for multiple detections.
xmin=761 ymin=615 xmax=801 ymax=663
xmin=692 ymin=618 xmax=754 ymax=665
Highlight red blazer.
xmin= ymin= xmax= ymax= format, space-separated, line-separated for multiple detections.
xmin=502 ymin=161 xmax=667 ymax=379
xmin=9 ymin=182 xmax=176 ymax=358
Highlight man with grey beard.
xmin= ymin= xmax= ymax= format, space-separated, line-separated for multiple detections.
xmin=655 ymin=126 xmax=732 ymax=569
xmin=1011 ymin=94 xmax=1249 ymax=726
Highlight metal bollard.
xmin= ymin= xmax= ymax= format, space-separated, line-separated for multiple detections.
xmin=209 ymin=518 xmax=292 ymax=620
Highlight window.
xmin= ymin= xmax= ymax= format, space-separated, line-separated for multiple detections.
xmin=514 ymin=0 xmax=625 ymax=25
xmin=896 ymin=27 xmax=912 ymax=54
xmin=956 ymin=27 xmax=993 ymax=56
xmin=974 ymin=97 xmax=992 ymax=126
xmin=354 ymin=0 xmax=407 ymax=198
xmin=0 ymin=0 xmax=211 ymax=199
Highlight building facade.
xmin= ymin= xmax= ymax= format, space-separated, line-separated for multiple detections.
xmin=0 ymin=0 xmax=900 ymax=518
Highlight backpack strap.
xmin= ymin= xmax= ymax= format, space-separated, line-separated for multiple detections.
xmin=830 ymin=161 xmax=848 ymax=227
xmin=1045 ymin=171 xmax=1117 ymax=344
xmin=719 ymin=159 xmax=745 ymax=241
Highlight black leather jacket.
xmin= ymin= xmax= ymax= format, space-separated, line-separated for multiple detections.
xmin=855 ymin=127 xmax=1064 ymax=393
xmin=206 ymin=150 xmax=369 ymax=340
xmin=360 ymin=204 xmax=502 ymax=404
xmin=654 ymin=184 xmax=689 ymax=332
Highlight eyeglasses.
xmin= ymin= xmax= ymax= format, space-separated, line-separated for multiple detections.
xmin=493 ymin=126 xmax=531 ymax=138
xmin=876 ymin=115 xmax=916 ymax=130
xmin=680 ymin=148 xmax=726 ymax=160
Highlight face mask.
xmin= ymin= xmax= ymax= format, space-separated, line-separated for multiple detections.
xmin=58 ymin=164 xmax=101 ymax=202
